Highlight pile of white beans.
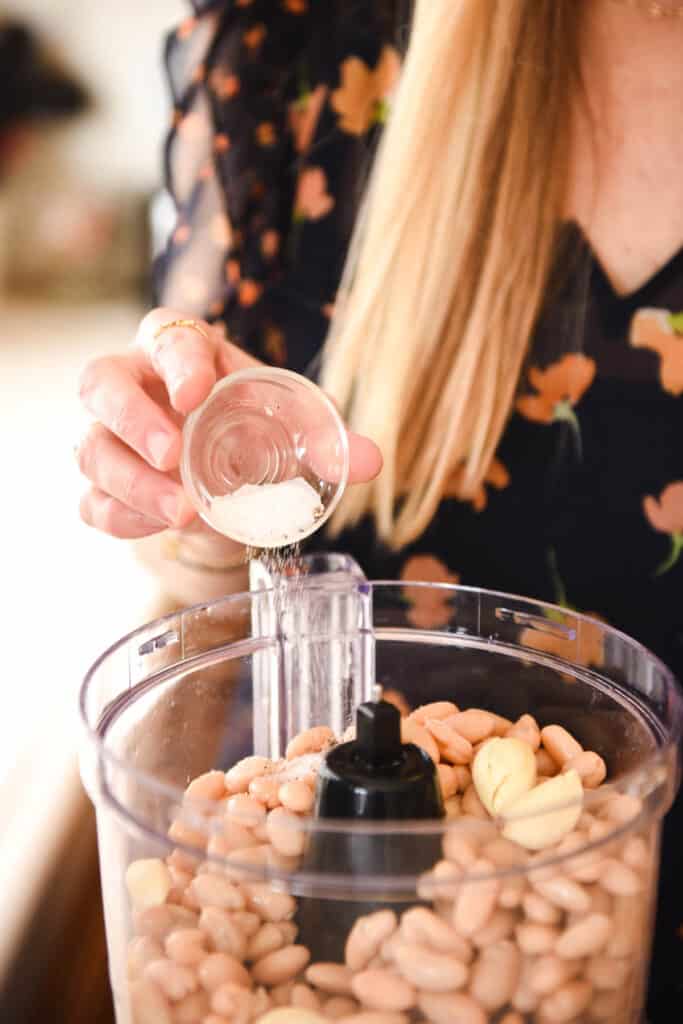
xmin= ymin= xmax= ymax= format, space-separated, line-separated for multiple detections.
xmin=124 ymin=703 xmax=654 ymax=1024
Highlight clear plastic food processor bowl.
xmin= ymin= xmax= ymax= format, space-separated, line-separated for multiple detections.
xmin=80 ymin=555 xmax=682 ymax=1024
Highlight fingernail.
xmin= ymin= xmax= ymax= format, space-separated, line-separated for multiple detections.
xmin=148 ymin=431 xmax=174 ymax=468
xmin=159 ymin=493 xmax=184 ymax=526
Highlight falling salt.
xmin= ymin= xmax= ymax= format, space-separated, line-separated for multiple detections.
xmin=209 ymin=476 xmax=324 ymax=548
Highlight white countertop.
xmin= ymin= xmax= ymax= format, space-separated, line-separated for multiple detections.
xmin=0 ymin=299 xmax=162 ymax=977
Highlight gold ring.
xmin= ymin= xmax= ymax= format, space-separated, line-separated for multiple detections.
xmin=153 ymin=318 xmax=210 ymax=342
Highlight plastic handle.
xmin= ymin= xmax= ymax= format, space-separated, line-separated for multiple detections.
xmin=249 ymin=553 xmax=374 ymax=759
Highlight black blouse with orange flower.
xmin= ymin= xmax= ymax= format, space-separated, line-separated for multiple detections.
xmin=154 ymin=2 xmax=683 ymax=1016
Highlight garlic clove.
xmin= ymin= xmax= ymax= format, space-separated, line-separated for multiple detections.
xmin=472 ymin=737 xmax=537 ymax=816
xmin=125 ymin=858 xmax=172 ymax=910
xmin=500 ymin=770 xmax=584 ymax=851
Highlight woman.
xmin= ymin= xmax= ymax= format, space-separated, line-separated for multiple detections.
xmin=76 ymin=1 xmax=683 ymax=1015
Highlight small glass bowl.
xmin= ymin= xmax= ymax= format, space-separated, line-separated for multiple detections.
xmin=180 ymin=368 xmax=350 ymax=548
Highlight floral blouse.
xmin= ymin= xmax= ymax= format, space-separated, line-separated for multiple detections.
xmin=154 ymin=2 xmax=683 ymax=1015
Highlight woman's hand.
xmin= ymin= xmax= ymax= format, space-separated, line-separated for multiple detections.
xmin=76 ymin=307 xmax=382 ymax=539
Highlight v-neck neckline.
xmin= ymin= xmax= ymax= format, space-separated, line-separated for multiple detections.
xmin=566 ymin=220 xmax=683 ymax=309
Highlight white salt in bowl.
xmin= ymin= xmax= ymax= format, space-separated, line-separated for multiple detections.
xmin=180 ymin=368 xmax=350 ymax=548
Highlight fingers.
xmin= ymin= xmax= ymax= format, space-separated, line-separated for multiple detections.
xmin=347 ymin=430 xmax=383 ymax=484
xmin=79 ymin=488 xmax=168 ymax=539
xmin=79 ymin=356 xmax=182 ymax=472
xmin=76 ymin=423 xmax=196 ymax=529
xmin=136 ymin=309 xmax=220 ymax=415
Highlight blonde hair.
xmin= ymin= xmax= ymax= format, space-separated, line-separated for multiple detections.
xmin=322 ymin=0 xmax=578 ymax=548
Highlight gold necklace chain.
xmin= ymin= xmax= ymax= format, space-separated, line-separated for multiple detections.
xmin=609 ymin=0 xmax=683 ymax=17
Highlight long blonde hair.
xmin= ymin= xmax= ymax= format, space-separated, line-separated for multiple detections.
xmin=321 ymin=0 xmax=578 ymax=548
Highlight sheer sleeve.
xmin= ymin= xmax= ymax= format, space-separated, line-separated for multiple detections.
xmin=154 ymin=0 xmax=403 ymax=373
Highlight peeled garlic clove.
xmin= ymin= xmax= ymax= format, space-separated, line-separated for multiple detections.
xmin=472 ymin=737 xmax=537 ymax=816
xmin=255 ymin=1011 xmax=327 ymax=1024
xmin=125 ymin=858 xmax=172 ymax=910
xmin=501 ymin=770 xmax=584 ymax=851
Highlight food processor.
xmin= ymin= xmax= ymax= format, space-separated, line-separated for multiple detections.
xmin=80 ymin=552 xmax=682 ymax=1024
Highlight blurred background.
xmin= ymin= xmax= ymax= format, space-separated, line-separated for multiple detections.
xmin=0 ymin=3 xmax=184 ymax=1020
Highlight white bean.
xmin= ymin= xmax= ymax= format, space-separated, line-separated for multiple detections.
xmin=164 ymin=928 xmax=207 ymax=966
xmin=499 ymin=875 xmax=526 ymax=909
xmin=447 ymin=709 xmax=498 ymax=744
xmin=218 ymin=821 xmax=258 ymax=854
xmin=286 ymin=726 xmax=335 ymax=760
xmin=231 ymin=910 xmax=261 ymax=938
xmin=199 ymin=907 xmax=247 ymax=959
xmin=173 ymin=989 xmax=210 ymax=1022
xmin=393 ymin=940 xmax=469 ymax=992
xmin=247 ymin=922 xmax=285 ymax=961
xmin=443 ymin=832 xmax=477 ymax=869
xmin=225 ymin=756 xmax=273 ymax=793
xmin=252 ymin=945 xmax=311 ymax=985
xmin=225 ymin=794 xmax=266 ymax=827
xmin=134 ymin=905 xmax=198 ymax=942
xmin=540 ymin=725 xmax=582 ymax=767
xmin=453 ymin=859 xmax=500 ymax=936
xmin=244 ymin=883 xmax=296 ymax=922
xmin=266 ymin=807 xmax=306 ymax=857
xmin=143 ymin=959 xmax=197 ymax=1002
xmin=598 ymin=858 xmax=642 ymax=895
xmin=427 ymin=718 xmax=474 ymax=765
xmin=185 ymin=770 xmax=227 ymax=801
xmin=522 ymin=891 xmax=562 ymax=925
xmin=511 ymin=957 xmax=541 ymax=1013
xmin=127 ymin=937 xmax=164 ymax=979
xmin=351 ymin=968 xmax=416 ymax=1012
xmin=470 ymin=908 xmax=516 ymax=948
xmin=190 ymin=874 xmax=245 ymax=911
xmin=210 ymin=980 xmax=252 ymax=1019
xmin=506 ymin=714 xmax=541 ymax=751
xmin=482 ymin=837 xmax=529 ymax=869
xmin=538 ymin=979 xmax=592 ymax=1021
xmin=418 ymin=991 xmax=487 ymax=1024
xmin=305 ymin=962 xmax=354 ymax=994
xmin=345 ymin=910 xmax=398 ymax=971
xmin=278 ymin=921 xmax=299 ymax=944
xmin=250 ymin=775 xmax=284 ymax=809
xmin=602 ymin=792 xmax=642 ymax=825
xmin=291 ymin=983 xmax=322 ymax=1011
xmin=461 ymin=784 xmax=490 ymax=820
xmin=411 ymin=701 xmax=459 ymax=724
xmin=622 ymin=835 xmax=650 ymax=871
xmin=129 ymin=978 xmax=174 ymax=1024
xmin=532 ymin=876 xmax=590 ymax=914
xmin=399 ymin=907 xmax=472 ymax=962
xmin=562 ymin=751 xmax=606 ymax=789
xmin=555 ymin=913 xmax=611 ymax=958
xmin=515 ymin=922 xmax=560 ymax=956
xmin=401 ymin=718 xmax=440 ymax=764
xmin=324 ymin=996 xmax=359 ymax=1018
xmin=469 ymin=939 xmax=520 ymax=1012
xmin=536 ymin=748 xmax=559 ymax=777
xmin=279 ymin=780 xmax=315 ymax=814
xmin=528 ymin=954 xmax=582 ymax=995
xmin=417 ymin=859 xmax=462 ymax=901
xmin=197 ymin=952 xmax=251 ymax=991
xmin=437 ymin=764 xmax=458 ymax=800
